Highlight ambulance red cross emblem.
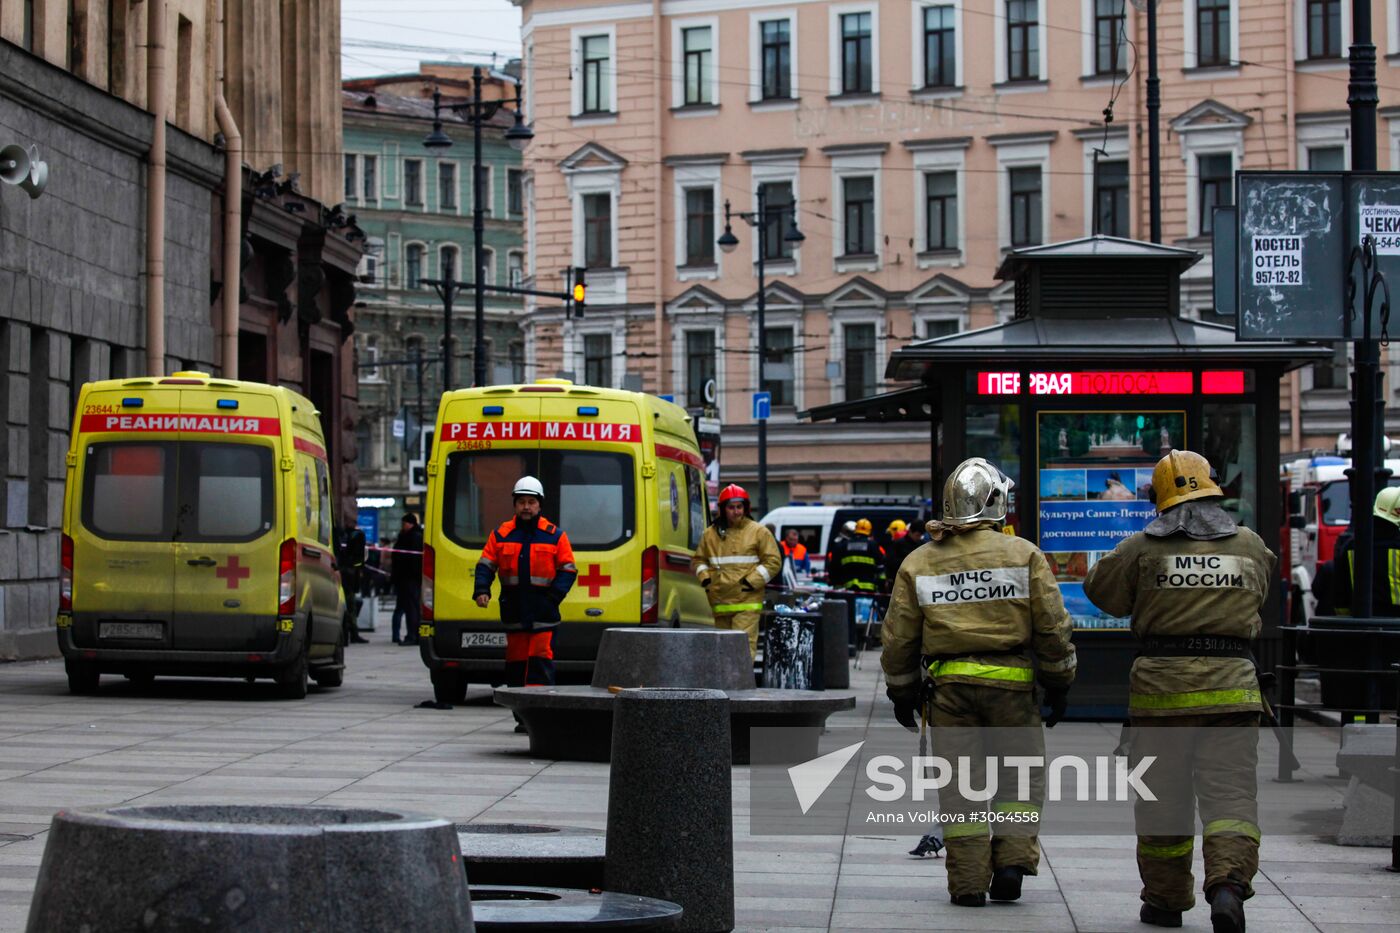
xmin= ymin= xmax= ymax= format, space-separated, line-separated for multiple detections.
xmin=216 ymin=556 xmax=251 ymax=589
xmin=578 ymin=564 xmax=611 ymax=599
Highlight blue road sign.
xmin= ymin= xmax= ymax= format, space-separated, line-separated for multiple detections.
xmin=753 ymin=391 xmax=772 ymax=421
xmin=659 ymin=394 xmax=675 ymax=403
xmin=356 ymin=507 xmax=380 ymax=544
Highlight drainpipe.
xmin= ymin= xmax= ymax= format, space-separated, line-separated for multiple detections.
xmin=214 ymin=0 xmax=243 ymax=378
xmin=144 ymin=0 xmax=167 ymax=376
xmin=1284 ymin=0 xmax=1302 ymax=452
xmin=652 ymin=0 xmax=665 ymax=394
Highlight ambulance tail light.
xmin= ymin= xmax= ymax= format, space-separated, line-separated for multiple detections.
xmin=278 ymin=538 xmax=296 ymax=616
xmin=59 ymin=534 xmax=74 ymax=611
xmin=640 ymin=546 xmax=659 ymax=624
xmin=422 ymin=544 xmax=435 ymax=622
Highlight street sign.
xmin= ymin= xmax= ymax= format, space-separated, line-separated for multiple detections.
xmin=659 ymin=394 xmax=675 ymax=403
xmin=752 ymin=391 xmax=772 ymax=421
xmin=1349 ymin=173 xmax=1400 ymax=337
xmin=1236 ymin=172 xmax=1346 ymax=340
xmin=392 ymin=418 xmax=405 ymax=439
xmin=356 ymin=507 xmax=380 ymax=545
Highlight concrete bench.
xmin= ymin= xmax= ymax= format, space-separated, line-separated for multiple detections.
xmin=1335 ymin=723 xmax=1400 ymax=846
xmin=494 ymin=628 xmax=855 ymax=764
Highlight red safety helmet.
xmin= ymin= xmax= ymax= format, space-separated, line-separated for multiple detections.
xmin=718 ymin=484 xmax=750 ymax=513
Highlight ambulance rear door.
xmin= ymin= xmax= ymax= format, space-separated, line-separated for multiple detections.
xmin=169 ymin=391 xmax=282 ymax=650
xmin=71 ymin=389 xmax=182 ymax=642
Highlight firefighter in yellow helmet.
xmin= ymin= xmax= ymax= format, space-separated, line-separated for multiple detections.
xmin=693 ymin=484 xmax=782 ymax=658
xmin=1083 ymin=450 xmax=1275 ymax=933
xmin=882 ymin=457 xmax=1077 ymax=907
xmin=1331 ymin=484 xmax=1400 ymax=617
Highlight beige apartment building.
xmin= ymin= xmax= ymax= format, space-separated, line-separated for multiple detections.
xmin=514 ymin=0 xmax=1400 ymax=501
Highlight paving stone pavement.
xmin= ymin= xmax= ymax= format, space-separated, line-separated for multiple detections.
xmin=0 ymin=623 xmax=1397 ymax=931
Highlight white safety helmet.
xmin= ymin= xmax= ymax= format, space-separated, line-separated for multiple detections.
xmin=513 ymin=475 xmax=545 ymax=500
xmin=942 ymin=457 xmax=1014 ymax=526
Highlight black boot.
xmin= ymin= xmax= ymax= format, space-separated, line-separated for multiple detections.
xmin=950 ymin=893 xmax=986 ymax=907
xmin=989 ymin=866 xmax=1025 ymax=901
xmin=1208 ymin=884 xmax=1245 ymax=933
xmin=1139 ymin=903 xmax=1183 ymax=928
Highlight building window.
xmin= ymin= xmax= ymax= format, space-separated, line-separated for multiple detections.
xmin=841 ymin=12 xmax=873 ymax=94
xmin=684 ymin=188 xmax=715 ymax=267
xmin=405 ymin=244 xmax=424 ymax=289
xmin=508 ymin=251 xmax=524 ymax=287
xmin=581 ymin=34 xmax=611 ymax=113
xmin=1198 ymin=153 xmax=1233 ymax=235
xmin=685 ymin=330 xmax=716 ymax=408
xmin=1009 ymin=166 xmax=1043 ymax=247
xmin=762 ymin=327 xmax=795 ymax=408
xmin=1007 ymin=0 xmax=1040 ymax=81
xmin=759 ymin=182 xmax=796 ymax=261
xmin=843 ymin=176 xmax=876 ymax=256
xmin=923 ymin=318 xmax=960 ymax=339
xmin=1313 ymin=344 xmax=1348 ymax=389
xmin=440 ymin=246 xmax=459 ymax=283
xmin=1197 ymin=0 xmax=1231 ymax=66
xmin=761 ymin=19 xmax=791 ymax=99
xmin=923 ymin=6 xmax=956 ymax=88
xmin=844 ymin=323 xmax=877 ymax=400
xmin=356 ymin=421 xmax=373 ymax=470
xmin=508 ymin=169 xmax=524 ymax=215
xmin=583 ymin=333 xmax=613 ymax=387
xmin=1095 ymin=160 xmax=1130 ymax=237
xmin=1309 ymin=146 xmax=1345 ymax=170
xmin=1095 ymin=0 xmax=1126 ymax=75
xmin=1307 ymin=0 xmax=1342 ymax=59
xmin=404 ymin=159 xmax=423 ymax=206
xmin=363 ymin=155 xmax=377 ymax=201
xmin=510 ymin=342 xmax=526 ymax=383
xmin=360 ymin=337 xmax=382 ymax=382
xmin=344 ymin=155 xmax=357 ymax=201
xmin=683 ymin=26 xmax=713 ymax=105
xmin=174 ymin=15 xmax=191 ymax=125
xmin=360 ymin=237 xmax=384 ymax=284
xmin=582 ymin=193 xmax=612 ymax=267
xmin=925 ymin=171 xmax=958 ymax=251
xmin=439 ymin=162 xmax=457 ymax=210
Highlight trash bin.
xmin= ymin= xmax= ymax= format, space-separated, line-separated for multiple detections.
xmin=762 ymin=612 xmax=819 ymax=689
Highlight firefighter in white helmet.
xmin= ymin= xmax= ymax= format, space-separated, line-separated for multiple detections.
xmin=693 ymin=484 xmax=782 ymax=658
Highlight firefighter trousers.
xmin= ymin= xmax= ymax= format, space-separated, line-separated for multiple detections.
xmin=1129 ymin=711 xmax=1260 ymax=911
xmin=929 ymin=683 xmax=1045 ymax=897
xmin=714 ymin=610 xmax=761 ymax=658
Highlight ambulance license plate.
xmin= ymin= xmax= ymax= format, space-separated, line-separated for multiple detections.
xmin=99 ymin=621 xmax=163 ymax=640
xmin=461 ymin=632 xmax=506 ymax=649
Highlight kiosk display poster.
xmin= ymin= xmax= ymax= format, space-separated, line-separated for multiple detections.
xmin=1037 ymin=411 xmax=1187 ymax=630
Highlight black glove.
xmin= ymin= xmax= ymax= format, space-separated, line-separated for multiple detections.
xmin=1041 ymin=685 xmax=1069 ymax=728
xmin=887 ymin=686 xmax=919 ymax=732
xmin=701 ymin=577 xmax=712 ymax=589
xmin=741 ymin=579 xmax=755 ymax=592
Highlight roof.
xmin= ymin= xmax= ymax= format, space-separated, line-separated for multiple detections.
xmin=801 ymin=385 xmax=933 ymax=425
xmin=887 ymin=315 xmax=1332 ymax=382
xmin=993 ymin=235 xmax=1201 ymax=279
xmin=341 ymin=90 xmax=516 ymax=130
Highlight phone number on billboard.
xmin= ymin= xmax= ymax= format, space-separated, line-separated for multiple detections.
xmin=1253 ymin=270 xmax=1302 ymax=286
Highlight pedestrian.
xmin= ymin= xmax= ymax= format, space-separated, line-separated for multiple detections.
xmin=840 ymin=519 xmax=884 ymax=593
xmin=1331 ymin=485 xmax=1400 ymax=617
xmin=884 ymin=518 xmax=928 ymax=590
xmin=780 ymin=527 xmax=811 ymax=575
xmin=474 ymin=476 xmax=577 ymax=688
xmin=882 ymin=457 xmax=1077 ymax=908
xmin=1083 ymin=450 xmax=1274 ymax=933
xmin=390 ymin=513 xmax=423 ymax=645
xmin=887 ymin=518 xmax=908 ymax=543
xmin=336 ymin=524 xmax=369 ymax=644
xmin=694 ymin=484 xmax=782 ymax=659
xmin=825 ymin=520 xmax=856 ymax=583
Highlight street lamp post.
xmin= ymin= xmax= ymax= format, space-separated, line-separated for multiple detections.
xmin=1128 ymin=0 xmax=1162 ymax=243
xmin=718 ymin=192 xmax=805 ymax=518
xmin=423 ymin=66 xmax=533 ymax=389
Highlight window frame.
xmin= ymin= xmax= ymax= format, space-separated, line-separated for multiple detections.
xmin=924 ymin=170 xmax=959 ymax=252
xmin=684 ymin=328 xmax=718 ymax=409
xmin=344 ymin=153 xmax=357 ymax=202
xmin=438 ymin=160 xmax=458 ymax=212
xmin=842 ymin=175 xmax=876 ymax=256
xmin=1094 ymin=158 xmax=1131 ymax=238
xmin=842 ymin=321 xmax=879 ymax=402
xmin=1093 ymin=0 xmax=1127 ymax=76
xmin=1196 ymin=152 xmax=1234 ymax=236
xmin=507 ymin=168 xmax=524 ymax=215
xmin=1008 ymin=165 xmax=1043 ymax=248
xmin=1196 ymin=0 xmax=1232 ymax=67
xmin=760 ymin=18 xmax=793 ymax=100
xmin=681 ymin=24 xmax=715 ymax=106
xmin=1006 ymin=0 xmax=1040 ymax=82
xmin=683 ymin=186 xmax=717 ymax=267
xmin=750 ymin=11 xmax=799 ymax=104
xmin=761 ymin=324 xmax=797 ymax=408
xmin=1305 ymin=0 xmax=1343 ymax=60
xmin=578 ymin=31 xmax=614 ymax=115
xmin=403 ymin=158 xmax=424 ymax=207
xmin=840 ymin=11 xmax=874 ymax=94
xmin=922 ymin=4 xmax=957 ymax=89
xmin=1184 ymin=0 xmax=1239 ymax=69
xmin=582 ymin=331 xmax=615 ymax=388
xmin=362 ymin=154 xmax=378 ymax=202
xmin=581 ymin=191 xmax=614 ymax=268
xmin=404 ymin=242 xmax=426 ymax=290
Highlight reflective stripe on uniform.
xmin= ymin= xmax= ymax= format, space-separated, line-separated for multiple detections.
xmin=1129 ymin=688 xmax=1261 ymax=710
xmin=884 ymin=670 xmax=920 ymax=687
xmin=529 ymin=576 xmax=553 ymax=586
xmin=757 ymin=565 xmax=772 ymax=583
xmin=927 ymin=660 xmax=1035 ymax=683
xmin=944 ymin=821 xmax=991 ymax=840
xmin=1203 ymin=819 xmax=1260 ymax=842
xmin=993 ymin=802 xmax=1040 ymax=815
xmin=711 ymin=555 xmax=759 ymax=565
xmin=694 ymin=563 xmax=710 ymax=576
xmin=1040 ymin=655 xmax=1077 ymax=674
xmin=713 ymin=602 xmax=763 ymax=613
xmin=558 ymin=562 xmax=578 ymax=573
xmin=478 ymin=559 xmax=497 ymax=571
xmin=1138 ymin=839 xmax=1194 ymax=859
xmin=1391 ymin=550 xmax=1400 ymax=607
xmin=849 ymin=580 xmax=877 ymax=591
xmin=842 ymin=555 xmax=877 ymax=565
xmin=501 ymin=575 xmax=520 ymax=586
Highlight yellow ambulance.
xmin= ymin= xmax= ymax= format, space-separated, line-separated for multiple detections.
xmin=56 ymin=372 xmax=346 ymax=698
xmin=419 ymin=380 xmax=712 ymax=701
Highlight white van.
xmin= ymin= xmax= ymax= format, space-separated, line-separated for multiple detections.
xmin=758 ymin=501 xmax=927 ymax=577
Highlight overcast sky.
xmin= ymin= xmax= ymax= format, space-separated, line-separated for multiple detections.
xmin=341 ymin=0 xmax=524 ymax=79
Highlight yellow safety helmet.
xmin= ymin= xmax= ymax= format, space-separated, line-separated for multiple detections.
xmin=1373 ymin=486 xmax=1400 ymax=526
xmin=1151 ymin=450 xmax=1222 ymax=513
xmin=854 ymin=518 xmax=873 ymax=535
xmin=887 ymin=519 xmax=907 ymax=534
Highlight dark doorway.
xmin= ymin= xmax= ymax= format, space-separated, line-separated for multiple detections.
xmin=238 ymin=331 xmax=268 ymax=383
xmin=308 ymin=347 xmax=336 ymax=468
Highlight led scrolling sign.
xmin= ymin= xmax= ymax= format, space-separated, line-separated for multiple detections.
xmin=976 ymin=370 xmax=1246 ymax=396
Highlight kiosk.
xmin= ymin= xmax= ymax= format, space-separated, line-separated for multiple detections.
xmin=806 ymin=237 xmax=1329 ymax=716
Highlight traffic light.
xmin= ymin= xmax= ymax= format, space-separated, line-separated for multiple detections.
xmin=571 ymin=267 xmax=586 ymax=319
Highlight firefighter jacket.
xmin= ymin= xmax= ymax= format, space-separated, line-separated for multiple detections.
xmin=882 ymin=523 xmax=1077 ymax=699
xmin=1332 ymin=520 xmax=1400 ymax=617
xmin=693 ymin=517 xmax=783 ymax=615
xmin=830 ymin=533 xmax=885 ymax=592
xmin=474 ymin=516 xmax=578 ymax=631
xmin=1083 ymin=513 xmax=1275 ymax=717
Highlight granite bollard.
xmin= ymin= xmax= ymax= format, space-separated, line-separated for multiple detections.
xmin=820 ymin=599 xmax=851 ymax=689
xmin=26 ymin=804 xmax=473 ymax=932
xmin=457 ymin=822 xmax=606 ymax=889
xmin=605 ymin=688 xmax=733 ymax=933
xmin=590 ymin=628 xmax=753 ymax=690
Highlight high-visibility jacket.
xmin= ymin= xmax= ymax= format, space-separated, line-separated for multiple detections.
xmin=474 ymin=516 xmax=578 ymax=631
xmin=830 ymin=533 xmax=884 ymax=591
xmin=1083 ymin=517 xmax=1274 ymax=717
xmin=693 ymin=517 xmax=782 ymax=615
xmin=882 ymin=524 xmax=1077 ymax=695
xmin=781 ymin=540 xmax=811 ymax=573
xmin=1332 ymin=521 xmax=1400 ymax=617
